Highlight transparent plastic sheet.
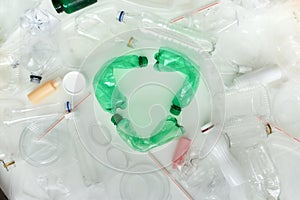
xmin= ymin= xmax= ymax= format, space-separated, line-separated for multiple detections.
xmin=72 ymin=27 xmax=225 ymax=176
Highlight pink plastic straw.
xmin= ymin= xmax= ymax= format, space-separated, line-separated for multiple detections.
xmin=38 ymin=93 xmax=91 ymax=140
xmin=170 ymin=1 xmax=220 ymax=23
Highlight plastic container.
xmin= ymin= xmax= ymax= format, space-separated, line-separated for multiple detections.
xmin=19 ymin=121 xmax=64 ymax=166
xmin=27 ymin=77 xmax=62 ymax=104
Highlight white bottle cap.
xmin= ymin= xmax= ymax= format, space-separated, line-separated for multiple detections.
xmin=63 ymin=71 xmax=86 ymax=95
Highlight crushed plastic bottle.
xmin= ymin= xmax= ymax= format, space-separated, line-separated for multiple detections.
xmin=154 ymin=47 xmax=200 ymax=115
xmin=111 ymin=114 xmax=185 ymax=152
xmin=20 ymin=8 xmax=60 ymax=83
xmin=93 ymin=55 xmax=148 ymax=114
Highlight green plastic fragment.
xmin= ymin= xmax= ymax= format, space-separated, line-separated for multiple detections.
xmin=52 ymin=0 xmax=97 ymax=14
xmin=154 ymin=47 xmax=200 ymax=116
xmin=93 ymin=55 xmax=148 ymax=114
xmin=111 ymin=114 xmax=185 ymax=152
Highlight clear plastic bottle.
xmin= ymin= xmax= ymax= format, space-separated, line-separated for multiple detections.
xmin=20 ymin=8 xmax=60 ymax=83
xmin=154 ymin=47 xmax=200 ymax=115
xmin=244 ymin=143 xmax=280 ymax=200
xmin=93 ymin=55 xmax=148 ymax=114
xmin=111 ymin=114 xmax=184 ymax=152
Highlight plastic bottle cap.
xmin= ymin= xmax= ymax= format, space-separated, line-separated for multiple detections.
xmin=63 ymin=71 xmax=86 ymax=95
xmin=30 ymin=75 xmax=42 ymax=84
xmin=138 ymin=56 xmax=148 ymax=67
xmin=170 ymin=104 xmax=181 ymax=116
xmin=111 ymin=114 xmax=123 ymax=125
xmin=51 ymin=0 xmax=64 ymax=13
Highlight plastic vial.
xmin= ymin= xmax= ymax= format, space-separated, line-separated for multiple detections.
xmin=52 ymin=0 xmax=97 ymax=14
xmin=27 ymin=77 xmax=61 ymax=104
xmin=233 ymin=66 xmax=287 ymax=88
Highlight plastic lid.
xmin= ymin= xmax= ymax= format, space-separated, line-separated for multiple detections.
xmin=63 ymin=71 xmax=86 ymax=95
xmin=30 ymin=75 xmax=42 ymax=84
xmin=138 ymin=56 xmax=148 ymax=67
xmin=51 ymin=0 xmax=64 ymax=13
xmin=111 ymin=114 xmax=123 ymax=125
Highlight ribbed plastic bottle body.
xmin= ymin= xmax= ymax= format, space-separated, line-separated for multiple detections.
xmin=115 ymin=116 xmax=184 ymax=152
xmin=154 ymin=48 xmax=200 ymax=115
xmin=93 ymin=55 xmax=148 ymax=114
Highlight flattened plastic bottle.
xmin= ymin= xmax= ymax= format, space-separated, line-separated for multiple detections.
xmin=93 ymin=55 xmax=148 ymax=114
xmin=111 ymin=114 xmax=185 ymax=152
xmin=154 ymin=47 xmax=200 ymax=115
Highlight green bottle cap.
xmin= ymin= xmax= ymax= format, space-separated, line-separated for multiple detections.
xmin=52 ymin=0 xmax=64 ymax=13
xmin=170 ymin=104 xmax=181 ymax=116
xmin=111 ymin=114 xmax=123 ymax=125
xmin=138 ymin=56 xmax=148 ymax=67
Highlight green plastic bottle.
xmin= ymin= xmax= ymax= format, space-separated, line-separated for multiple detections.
xmin=154 ymin=47 xmax=200 ymax=116
xmin=52 ymin=0 xmax=97 ymax=14
xmin=93 ymin=55 xmax=148 ymax=114
xmin=111 ymin=114 xmax=185 ymax=152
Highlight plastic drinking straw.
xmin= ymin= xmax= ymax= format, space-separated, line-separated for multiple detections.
xmin=170 ymin=1 xmax=220 ymax=23
xmin=38 ymin=93 xmax=91 ymax=140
